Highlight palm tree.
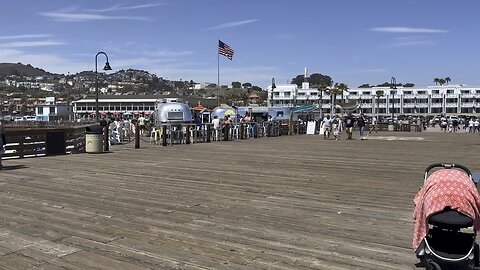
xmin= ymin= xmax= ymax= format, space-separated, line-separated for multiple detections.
xmin=434 ymin=78 xmax=440 ymax=85
xmin=317 ymin=83 xmax=328 ymax=115
xmin=337 ymin=83 xmax=349 ymax=103
xmin=375 ymin=90 xmax=384 ymax=115
xmin=329 ymin=83 xmax=343 ymax=115
xmin=445 ymin=77 xmax=451 ymax=85
xmin=438 ymin=78 xmax=446 ymax=86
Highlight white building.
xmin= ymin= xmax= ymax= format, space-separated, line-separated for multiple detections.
xmin=35 ymin=97 xmax=74 ymax=122
xmin=267 ymin=83 xmax=480 ymax=115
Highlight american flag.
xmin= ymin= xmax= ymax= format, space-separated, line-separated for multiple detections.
xmin=218 ymin=40 xmax=234 ymax=60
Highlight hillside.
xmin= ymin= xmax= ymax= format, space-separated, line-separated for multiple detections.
xmin=0 ymin=62 xmax=54 ymax=77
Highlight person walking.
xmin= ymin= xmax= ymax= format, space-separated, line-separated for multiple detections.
xmin=344 ymin=113 xmax=355 ymax=140
xmin=0 ymin=117 xmax=5 ymax=170
xmin=357 ymin=114 xmax=367 ymax=140
xmin=212 ymin=115 xmax=221 ymax=141
xmin=369 ymin=115 xmax=378 ymax=134
xmin=332 ymin=115 xmax=342 ymax=140
xmin=322 ymin=115 xmax=332 ymax=139
xmin=468 ymin=118 xmax=474 ymax=133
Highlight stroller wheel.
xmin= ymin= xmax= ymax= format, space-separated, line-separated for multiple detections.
xmin=427 ymin=261 xmax=441 ymax=270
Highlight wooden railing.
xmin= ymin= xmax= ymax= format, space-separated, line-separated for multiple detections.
xmin=2 ymin=125 xmax=87 ymax=159
xmin=149 ymin=121 xmax=303 ymax=146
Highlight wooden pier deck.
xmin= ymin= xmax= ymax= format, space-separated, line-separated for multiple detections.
xmin=1 ymin=131 xmax=479 ymax=269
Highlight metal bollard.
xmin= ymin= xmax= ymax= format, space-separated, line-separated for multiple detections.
xmin=185 ymin=125 xmax=191 ymax=144
xmin=135 ymin=122 xmax=140 ymax=149
xmin=103 ymin=125 xmax=109 ymax=152
xmin=162 ymin=125 xmax=167 ymax=146
xmin=206 ymin=125 xmax=211 ymax=143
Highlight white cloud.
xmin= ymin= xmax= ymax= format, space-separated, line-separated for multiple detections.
xmin=0 ymin=34 xmax=52 ymax=40
xmin=371 ymin=27 xmax=448 ymax=33
xmin=88 ymin=3 xmax=167 ymax=12
xmin=205 ymin=19 xmax=258 ymax=31
xmin=145 ymin=49 xmax=193 ymax=57
xmin=386 ymin=40 xmax=432 ymax=48
xmin=0 ymin=40 xmax=66 ymax=48
xmin=39 ymin=11 xmax=151 ymax=22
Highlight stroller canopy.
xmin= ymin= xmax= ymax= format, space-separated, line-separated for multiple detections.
xmin=413 ymin=169 xmax=480 ymax=250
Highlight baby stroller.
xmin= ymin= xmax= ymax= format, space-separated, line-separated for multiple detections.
xmin=415 ymin=163 xmax=480 ymax=270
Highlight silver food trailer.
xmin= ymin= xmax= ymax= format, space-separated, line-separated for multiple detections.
xmin=211 ymin=106 xmax=241 ymax=122
xmin=155 ymin=100 xmax=193 ymax=126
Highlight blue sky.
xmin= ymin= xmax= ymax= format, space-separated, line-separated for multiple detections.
xmin=0 ymin=0 xmax=479 ymax=88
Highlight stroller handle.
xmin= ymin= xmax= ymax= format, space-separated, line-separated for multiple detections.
xmin=424 ymin=163 xmax=472 ymax=183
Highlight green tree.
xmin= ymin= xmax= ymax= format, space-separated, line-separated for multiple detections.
xmin=308 ymin=73 xmax=333 ymax=87
xmin=317 ymin=83 xmax=329 ymax=114
xmin=329 ymin=84 xmax=344 ymax=114
xmin=434 ymin=78 xmax=440 ymax=85
xmin=291 ymin=75 xmax=305 ymax=86
xmin=358 ymin=84 xmax=371 ymax=88
xmin=242 ymin=82 xmax=252 ymax=89
xmin=445 ymin=77 xmax=451 ymax=85
xmin=251 ymin=86 xmax=262 ymax=91
xmin=375 ymin=90 xmax=384 ymax=115
xmin=336 ymin=83 xmax=348 ymax=103
xmin=232 ymin=81 xmax=241 ymax=88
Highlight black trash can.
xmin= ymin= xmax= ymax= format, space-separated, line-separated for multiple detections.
xmin=46 ymin=131 xmax=66 ymax=156
xmin=85 ymin=125 xmax=104 ymax=153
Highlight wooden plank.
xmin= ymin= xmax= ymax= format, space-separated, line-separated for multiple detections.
xmin=0 ymin=131 xmax=478 ymax=269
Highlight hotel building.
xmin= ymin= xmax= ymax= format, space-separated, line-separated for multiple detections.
xmin=267 ymin=83 xmax=480 ymax=115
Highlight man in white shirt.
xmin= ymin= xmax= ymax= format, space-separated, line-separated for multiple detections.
xmin=212 ymin=116 xmax=221 ymax=141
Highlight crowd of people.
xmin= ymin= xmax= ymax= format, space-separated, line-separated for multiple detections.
xmin=434 ymin=115 xmax=480 ymax=133
xmin=320 ymin=113 xmax=372 ymax=140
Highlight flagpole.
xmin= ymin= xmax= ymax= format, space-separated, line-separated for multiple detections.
xmin=217 ymin=42 xmax=220 ymax=106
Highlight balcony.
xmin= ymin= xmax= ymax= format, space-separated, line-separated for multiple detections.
xmin=461 ymin=102 xmax=475 ymax=107
xmin=446 ymin=103 xmax=458 ymax=108
xmin=431 ymin=103 xmax=443 ymax=107
xmin=431 ymin=94 xmax=443 ymax=98
xmin=461 ymin=93 xmax=475 ymax=98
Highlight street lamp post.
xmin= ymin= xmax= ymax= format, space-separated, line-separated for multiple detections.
xmin=390 ymin=77 xmax=396 ymax=121
xmin=95 ymin=52 xmax=112 ymax=122
xmin=271 ymin=77 xmax=276 ymax=107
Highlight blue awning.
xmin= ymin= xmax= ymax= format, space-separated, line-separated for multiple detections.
xmin=291 ymin=105 xmax=318 ymax=113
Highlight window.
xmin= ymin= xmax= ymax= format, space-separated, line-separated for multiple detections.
xmin=432 ymin=90 xmax=440 ymax=94
xmin=403 ymin=91 xmax=412 ymax=95
xmin=461 ymin=90 xmax=471 ymax=94
xmin=349 ymin=91 xmax=357 ymax=95
xmin=362 ymin=91 xmax=371 ymax=95
xmin=417 ymin=91 xmax=426 ymax=94
xmin=37 ymin=107 xmax=44 ymax=114
xmin=167 ymin=111 xmax=183 ymax=120
xmin=49 ymin=107 xmax=55 ymax=114
xmin=446 ymin=90 xmax=454 ymax=94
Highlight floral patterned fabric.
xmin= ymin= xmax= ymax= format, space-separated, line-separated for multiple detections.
xmin=413 ymin=169 xmax=480 ymax=250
